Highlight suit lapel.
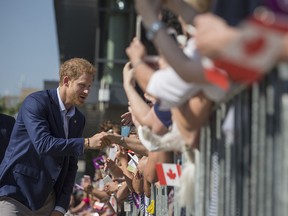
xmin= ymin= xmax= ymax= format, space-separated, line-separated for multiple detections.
xmin=47 ymin=89 xmax=66 ymax=138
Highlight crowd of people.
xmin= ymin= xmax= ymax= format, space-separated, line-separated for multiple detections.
xmin=65 ymin=121 xmax=151 ymax=216
xmin=1 ymin=0 xmax=288 ymax=215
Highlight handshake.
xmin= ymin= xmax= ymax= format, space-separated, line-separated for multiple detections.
xmin=84 ymin=132 xmax=126 ymax=150
xmin=84 ymin=132 xmax=112 ymax=150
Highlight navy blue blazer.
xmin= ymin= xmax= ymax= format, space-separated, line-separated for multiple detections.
xmin=0 ymin=113 xmax=15 ymax=163
xmin=0 ymin=89 xmax=86 ymax=211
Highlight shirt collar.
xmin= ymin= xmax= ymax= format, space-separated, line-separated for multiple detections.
xmin=57 ymin=87 xmax=75 ymax=117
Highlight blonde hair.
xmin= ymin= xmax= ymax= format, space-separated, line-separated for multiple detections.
xmin=59 ymin=58 xmax=96 ymax=85
xmin=184 ymin=0 xmax=213 ymax=13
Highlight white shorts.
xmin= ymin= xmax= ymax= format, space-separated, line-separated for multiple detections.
xmin=146 ymin=66 xmax=226 ymax=110
xmin=146 ymin=38 xmax=227 ymax=110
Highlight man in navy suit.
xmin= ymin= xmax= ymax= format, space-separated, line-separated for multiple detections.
xmin=0 ymin=113 xmax=15 ymax=163
xmin=0 ymin=58 xmax=109 ymax=216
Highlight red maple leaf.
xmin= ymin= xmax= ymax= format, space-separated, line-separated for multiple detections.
xmin=243 ymin=35 xmax=265 ymax=55
xmin=166 ymin=169 xmax=176 ymax=180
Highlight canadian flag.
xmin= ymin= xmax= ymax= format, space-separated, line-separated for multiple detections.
xmin=156 ymin=163 xmax=181 ymax=186
xmin=213 ymin=13 xmax=288 ymax=84
xmin=202 ymin=57 xmax=230 ymax=90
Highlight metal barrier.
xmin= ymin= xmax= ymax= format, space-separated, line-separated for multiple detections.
xmin=126 ymin=64 xmax=288 ymax=216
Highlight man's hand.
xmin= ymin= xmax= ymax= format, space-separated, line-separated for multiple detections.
xmin=89 ymin=132 xmax=110 ymax=150
xmin=50 ymin=210 xmax=64 ymax=216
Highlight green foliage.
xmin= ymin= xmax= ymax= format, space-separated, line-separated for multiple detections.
xmin=0 ymin=96 xmax=21 ymax=116
xmin=0 ymin=97 xmax=6 ymax=113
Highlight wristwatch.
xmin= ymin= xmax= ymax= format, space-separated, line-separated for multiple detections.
xmin=146 ymin=21 xmax=165 ymax=41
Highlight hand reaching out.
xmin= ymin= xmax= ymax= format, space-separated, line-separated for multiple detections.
xmin=122 ymin=62 xmax=136 ymax=88
xmin=126 ymin=38 xmax=146 ymax=66
xmin=121 ymin=111 xmax=133 ymax=126
xmin=88 ymin=132 xmax=111 ymax=150
xmin=194 ymin=13 xmax=239 ymax=58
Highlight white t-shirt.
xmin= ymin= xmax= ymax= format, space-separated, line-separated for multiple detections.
xmin=146 ymin=39 xmax=227 ymax=110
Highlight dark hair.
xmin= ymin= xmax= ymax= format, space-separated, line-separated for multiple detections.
xmin=161 ymin=9 xmax=183 ymax=35
xmin=98 ymin=120 xmax=121 ymax=134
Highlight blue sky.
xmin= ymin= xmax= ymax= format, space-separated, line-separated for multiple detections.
xmin=0 ymin=0 xmax=59 ymax=96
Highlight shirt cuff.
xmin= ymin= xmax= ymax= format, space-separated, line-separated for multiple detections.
xmin=54 ymin=206 xmax=66 ymax=215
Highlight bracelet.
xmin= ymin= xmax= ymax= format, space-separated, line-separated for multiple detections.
xmin=132 ymin=59 xmax=144 ymax=69
xmin=84 ymin=138 xmax=90 ymax=148
xmin=146 ymin=21 xmax=165 ymax=41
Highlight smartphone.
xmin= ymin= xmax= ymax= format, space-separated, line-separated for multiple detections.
xmin=121 ymin=125 xmax=131 ymax=137
xmin=136 ymin=16 xmax=158 ymax=56
xmin=136 ymin=16 xmax=142 ymax=40
xmin=108 ymin=146 xmax=118 ymax=161
xmin=102 ymin=175 xmax=113 ymax=185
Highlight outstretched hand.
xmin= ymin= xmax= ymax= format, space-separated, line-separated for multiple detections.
xmin=122 ymin=62 xmax=136 ymax=88
xmin=121 ymin=111 xmax=133 ymax=126
xmin=194 ymin=13 xmax=239 ymax=58
xmin=126 ymin=38 xmax=146 ymax=65
xmin=89 ymin=132 xmax=111 ymax=150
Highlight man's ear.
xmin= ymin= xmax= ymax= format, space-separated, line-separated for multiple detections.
xmin=63 ymin=76 xmax=70 ymax=87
